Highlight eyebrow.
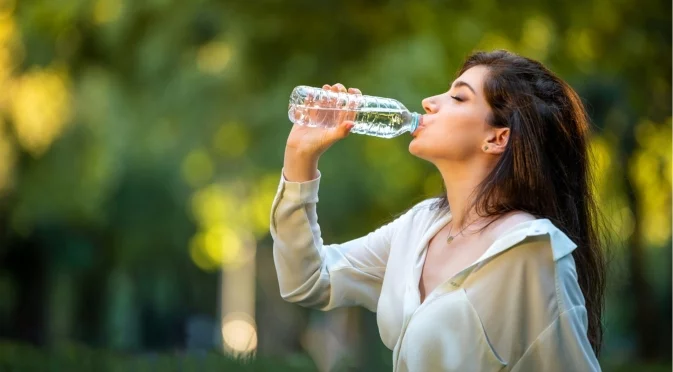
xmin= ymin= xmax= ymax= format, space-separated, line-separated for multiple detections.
xmin=451 ymin=80 xmax=476 ymax=95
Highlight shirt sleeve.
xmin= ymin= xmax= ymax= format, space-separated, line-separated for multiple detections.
xmin=511 ymin=306 xmax=601 ymax=372
xmin=269 ymin=169 xmax=414 ymax=312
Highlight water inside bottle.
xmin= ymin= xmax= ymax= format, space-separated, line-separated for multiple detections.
xmin=350 ymin=108 xmax=413 ymax=138
xmin=289 ymin=105 xmax=413 ymax=138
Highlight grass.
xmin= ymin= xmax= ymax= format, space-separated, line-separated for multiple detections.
xmin=0 ymin=340 xmax=318 ymax=372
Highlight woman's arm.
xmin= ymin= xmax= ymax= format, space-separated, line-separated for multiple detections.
xmin=270 ymin=168 xmax=411 ymax=312
xmin=273 ymin=83 xmax=406 ymax=311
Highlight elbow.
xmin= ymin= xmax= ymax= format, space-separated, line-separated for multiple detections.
xmin=279 ymin=290 xmax=312 ymax=307
xmin=277 ymin=272 xmax=331 ymax=310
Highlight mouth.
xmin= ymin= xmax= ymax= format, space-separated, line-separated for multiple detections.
xmin=412 ymin=117 xmax=426 ymax=137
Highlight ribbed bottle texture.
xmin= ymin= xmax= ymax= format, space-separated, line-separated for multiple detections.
xmin=288 ymin=86 xmax=420 ymax=138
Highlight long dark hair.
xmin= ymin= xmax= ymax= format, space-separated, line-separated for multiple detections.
xmin=432 ymin=50 xmax=607 ymax=354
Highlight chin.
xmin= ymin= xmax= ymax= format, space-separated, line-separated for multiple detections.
xmin=408 ymin=137 xmax=418 ymax=153
xmin=409 ymin=139 xmax=446 ymax=164
xmin=408 ymin=138 xmax=426 ymax=160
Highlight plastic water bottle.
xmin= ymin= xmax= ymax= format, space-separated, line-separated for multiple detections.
xmin=288 ymin=85 xmax=421 ymax=138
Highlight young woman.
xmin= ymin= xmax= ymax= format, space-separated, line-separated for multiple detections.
xmin=270 ymin=50 xmax=605 ymax=371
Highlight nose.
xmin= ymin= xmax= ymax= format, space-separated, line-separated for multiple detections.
xmin=422 ymin=97 xmax=436 ymax=114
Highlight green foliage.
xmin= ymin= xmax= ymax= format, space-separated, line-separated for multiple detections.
xmin=0 ymin=0 xmax=670 ymax=369
xmin=0 ymin=340 xmax=669 ymax=372
xmin=0 ymin=340 xmax=318 ymax=371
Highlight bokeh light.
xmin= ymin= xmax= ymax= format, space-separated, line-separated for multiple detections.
xmin=9 ymin=66 xmax=72 ymax=157
xmin=221 ymin=312 xmax=257 ymax=354
xmin=0 ymin=118 xmax=15 ymax=193
xmin=629 ymin=118 xmax=672 ymax=246
xmin=93 ymin=0 xmax=123 ymax=25
xmin=182 ymin=148 xmax=215 ymax=188
xmin=197 ymin=41 xmax=233 ymax=75
xmin=0 ymin=1 xmax=669 ymax=370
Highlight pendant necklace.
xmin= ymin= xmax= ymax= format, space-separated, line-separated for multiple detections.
xmin=446 ymin=219 xmax=479 ymax=244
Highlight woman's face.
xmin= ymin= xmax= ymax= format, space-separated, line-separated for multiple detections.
xmin=409 ymin=65 xmax=495 ymax=163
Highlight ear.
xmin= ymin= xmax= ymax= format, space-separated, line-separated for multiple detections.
xmin=482 ymin=127 xmax=509 ymax=154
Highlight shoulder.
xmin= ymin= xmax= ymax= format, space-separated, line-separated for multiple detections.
xmin=473 ymin=217 xmax=579 ymax=289
xmin=411 ymin=197 xmax=447 ymax=225
xmin=491 ymin=217 xmax=584 ymax=309
xmin=487 ymin=211 xmax=537 ymax=239
xmin=489 ymin=215 xmax=578 ymax=263
xmin=383 ymin=197 xmax=444 ymax=236
xmin=411 ymin=197 xmax=443 ymax=213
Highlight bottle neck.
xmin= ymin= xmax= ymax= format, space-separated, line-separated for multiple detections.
xmin=409 ymin=112 xmax=421 ymax=134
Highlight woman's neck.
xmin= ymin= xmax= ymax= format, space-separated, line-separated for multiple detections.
xmin=436 ymin=159 xmax=494 ymax=228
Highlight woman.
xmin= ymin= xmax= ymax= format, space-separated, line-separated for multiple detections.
xmin=270 ymin=50 xmax=605 ymax=371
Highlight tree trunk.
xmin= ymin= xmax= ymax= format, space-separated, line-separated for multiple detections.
xmin=4 ymin=238 xmax=46 ymax=345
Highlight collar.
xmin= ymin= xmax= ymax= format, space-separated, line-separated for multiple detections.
xmin=476 ymin=218 xmax=578 ymax=264
xmin=420 ymin=212 xmax=577 ymax=269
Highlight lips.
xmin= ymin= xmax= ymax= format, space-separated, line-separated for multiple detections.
xmin=412 ymin=117 xmax=426 ymax=137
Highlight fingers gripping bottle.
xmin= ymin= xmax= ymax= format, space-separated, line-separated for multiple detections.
xmin=288 ymin=86 xmax=421 ymax=139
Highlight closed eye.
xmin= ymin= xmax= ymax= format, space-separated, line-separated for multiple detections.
xmin=451 ymin=95 xmax=464 ymax=102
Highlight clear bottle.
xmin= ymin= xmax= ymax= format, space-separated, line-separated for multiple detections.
xmin=288 ymin=85 xmax=421 ymax=138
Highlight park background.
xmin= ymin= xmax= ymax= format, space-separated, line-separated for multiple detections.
xmin=0 ymin=0 xmax=670 ymax=370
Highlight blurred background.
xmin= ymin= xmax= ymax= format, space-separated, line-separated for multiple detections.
xmin=0 ymin=0 xmax=670 ymax=370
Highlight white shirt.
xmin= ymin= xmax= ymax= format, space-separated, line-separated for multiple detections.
xmin=270 ymin=170 xmax=601 ymax=371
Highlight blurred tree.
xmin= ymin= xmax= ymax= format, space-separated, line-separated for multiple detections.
xmin=0 ymin=0 xmax=670 ymax=369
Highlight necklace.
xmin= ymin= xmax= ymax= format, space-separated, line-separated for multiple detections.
xmin=446 ymin=218 xmax=479 ymax=244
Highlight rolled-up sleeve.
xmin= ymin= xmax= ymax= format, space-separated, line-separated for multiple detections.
xmin=511 ymin=306 xmax=601 ymax=372
xmin=270 ymin=169 xmax=411 ymax=312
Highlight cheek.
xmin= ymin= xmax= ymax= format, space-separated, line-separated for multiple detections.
xmin=444 ymin=108 xmax=490 ymax=147
xmin=409 ymin=110 xmax=487 ymax=159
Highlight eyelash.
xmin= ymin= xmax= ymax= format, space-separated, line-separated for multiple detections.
xmin=450 ymin=95 xmax=464 ymax=102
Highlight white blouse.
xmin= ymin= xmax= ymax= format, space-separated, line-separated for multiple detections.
xmin=270 ymin=170 xmax=601 ymax=371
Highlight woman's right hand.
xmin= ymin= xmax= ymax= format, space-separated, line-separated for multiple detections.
xmin=285 ymin=83 xmax=362 ymax=158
